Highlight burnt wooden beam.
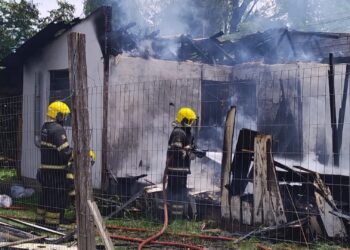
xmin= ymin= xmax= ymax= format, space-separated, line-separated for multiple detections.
xmin=314 ymin=172 xmax=347 ymax=238
xmin=328 ymin=53 xmax=339 ymax=166
xmin=231 ymin=129 xmax=257 ymax=196
xmin=0 ymin=236 xmax=46 ymax=248
xmin=0 ymin=216 xmax=65 ymax=236
xmin=101 ymin=5 xmax=111 ymax=192
xmin=337 ymin=64 xmax=350 ymax=151
xmin=0 ymin=223 xmax=36 ymax=240
xmin=88 ymin=200 xmax=114 ymax=250
xmin=181 ymin=35 xmax=213 ymax=64
xmin=221 ymin=106 xmax=236 ymax=222
xmin=209 ymin=31 xmax=224 ymax=40
xmin=286 ymin=30 xmax=297 ymax=58
xmin=266 ymin=29 xmax=287 ymax=63
xmin=106 ymin=189 xmax=144 ymax=220
xmin=210 ymin=40 xmax=236 ymax=64
xmin=253 ymin=135 xmax=286 ymax=226
xmin=68 ymin=32 xmax=96 ymax=250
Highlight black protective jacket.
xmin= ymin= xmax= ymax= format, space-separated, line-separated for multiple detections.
xmin=166 ymin=125 xmax=193 ymax=173
xmin=40 ymin=121 xmax=72 ymax=168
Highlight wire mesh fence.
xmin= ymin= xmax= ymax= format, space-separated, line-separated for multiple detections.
xmin=0 ymin=62 xmax=349 ymax=248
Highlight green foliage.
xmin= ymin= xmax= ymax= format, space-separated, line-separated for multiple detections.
xmin=83 ymin=0 xmax=106 ymax=16
xmin=0 ymin=0 xmax=40 ymax=60
xmin=0 ymin=97 xmax=22 ymax=161
xmin=0 ymin=168 xmax=17 ymax=181
xmin=40 ymin=0 xmax=75 ymax=29
xmin=0 ymin=0 xmax=75 ymax=61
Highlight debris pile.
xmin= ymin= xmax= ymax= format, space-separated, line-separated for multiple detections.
xmin=221 ymin=118 xmax=350 ymax=243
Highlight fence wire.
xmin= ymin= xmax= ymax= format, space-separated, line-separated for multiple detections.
xmin=0 ymin=63 xmax=349 ymax=248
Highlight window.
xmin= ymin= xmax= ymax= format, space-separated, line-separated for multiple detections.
xmin=49 ymin=70 xmax=72 ymax=125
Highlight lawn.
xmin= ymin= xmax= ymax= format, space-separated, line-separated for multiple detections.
xmin=0 ymin=167 xmax=17 ymax=182
xmin=0 ymin=166 xmax=347 ymax=249
xmin=0 ymin=206 xmax=348 ymax=249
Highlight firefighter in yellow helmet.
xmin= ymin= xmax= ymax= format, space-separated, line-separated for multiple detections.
xmin=165 ymin=107 xmax=206 ymax=219
xmin=66 ymin=149 xmax=95 ymax=202
xmin=36 ymin=101 xmax=73 ymax=229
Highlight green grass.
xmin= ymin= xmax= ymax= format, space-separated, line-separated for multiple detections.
xmin=0 ymin=206 xmax=36 ymax=219
xmin=0 ymin=189 xmax=347 ymax=250
xmin=0 ymin=207 xmax=348 ymax=250
xmin=0 ymin=167 xmax=17 ymax=181
xmin=224 ymin=237 xmax=349 ymax=250
xmin=107 ymin=217 xmax=204 ymax=235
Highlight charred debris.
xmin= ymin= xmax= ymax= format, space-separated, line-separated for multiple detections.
xmin=219 ymin=107 xmax=350 ymax=244
xmin=108 ymin=23 xmax=350 ymax=65
xmin=105 ymin=21 xmax=350 ymax=244
xmin=2 ymin=12 xmax=350 ymax=248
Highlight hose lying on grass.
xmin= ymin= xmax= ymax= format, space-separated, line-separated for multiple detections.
xmin=137 ymin=167 xmax=170 ymax=250
xmin=107 ymin=225 xmax=236 ymax=242
xmin=110 ymin=234 xmax=204 ymax=250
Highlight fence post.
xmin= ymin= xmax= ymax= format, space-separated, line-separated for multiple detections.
xmin=68 ymin=32 xmax=95 ymax=250
xmin=221 ymin=106 xmax=236 ymax=224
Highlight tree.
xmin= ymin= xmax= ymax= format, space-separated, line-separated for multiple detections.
xmin=82 ymin=0 xmax=260 ymax=36
xmin=40 ymin=0 xmax=75 ymax=28
xmin=57 ymin=0 xmax=350 ymax=37
xmin=229 ymin=0 xmax=256 ymax=32
xmin=83 ymin=0 xmax=106 ymax=16
xmin=0 ymin=0 xmax=76 ymax=61
xmin=0 ymin=0 xmax=40 ymax=60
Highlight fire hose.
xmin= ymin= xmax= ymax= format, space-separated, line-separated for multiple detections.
xmin=137 ymin=167 xmax=169 ymax=250
xmin=111 ymin=235 xmax=204 ymax=249
xmin=107 ymin=225 xmax=236 ymax=241
xmin=137 ymin=165 xmax=203 ymax=250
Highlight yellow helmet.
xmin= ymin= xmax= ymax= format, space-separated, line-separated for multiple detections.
xmin=90 ymin=150 xmax=95 ymax=162
xmin=47 ymin=101 xmax=70 ymax=120
xmin=90 ymin=150 xmax=95 ymax=166
xmin=175 ymin=107 xmax=197 ymax=126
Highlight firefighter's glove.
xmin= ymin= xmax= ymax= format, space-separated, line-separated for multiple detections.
xmin=180 ymin=149 xmax=187 ymax=159
xmin=192 ymin=145 xmax=207 ymax=158
xmin=183 ymin=145 xmax=196 ymax=160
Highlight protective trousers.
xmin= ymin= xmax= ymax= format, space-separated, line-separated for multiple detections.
xmin=36 ymin=169 xmax=69 ymax=228
xmin=166 ymin=170 xmax=190 ymax=219
xmin=66 ymin=162 xmax=75 ymax=204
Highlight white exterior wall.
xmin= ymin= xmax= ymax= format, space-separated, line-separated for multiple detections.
xmin=228 ymin=62 xmax=350 ymax=175
xmin=300 ymin=63 xmax=350 ymax=174
xmin=21 ymin=17 xmax=104 ymax=188
xmin=107 ymin=56 xmax=234 ymax=191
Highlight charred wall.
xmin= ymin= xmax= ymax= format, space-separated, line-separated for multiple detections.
xmin=107 ymin=55 xmax=233 ymax=190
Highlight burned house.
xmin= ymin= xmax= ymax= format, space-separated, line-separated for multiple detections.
xmin=0 ymin=4 xmax=350 ymax=242
xmin=0 ymin=7 xmax=239 ymax=190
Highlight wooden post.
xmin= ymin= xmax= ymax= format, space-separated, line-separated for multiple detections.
xmin=337 ymin=64 xmax=350 ymax=151
xmin=101 ymin=7 xmax=111 ymax=192
xmin=88 ymin=200 xmax=114 ymax=250
xmin=328 ymin=53 xmax=339 ymax=166
xmin=253 ymin=135 xmax=286 ymax=226
xmin=221 ymin=106 xmax=236 ymax=222
xmin=68 ymin=32 xmax=95 ymax=250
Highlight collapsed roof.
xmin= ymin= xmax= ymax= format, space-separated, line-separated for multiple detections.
xmin=2 ymin=6 xmax=350 ymax=70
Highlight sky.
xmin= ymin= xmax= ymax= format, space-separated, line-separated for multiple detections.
xmin=32 ymin=0 xmax=85 ymax=18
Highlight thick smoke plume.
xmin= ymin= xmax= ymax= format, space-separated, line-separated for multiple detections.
xmin=107 ymin=0 xmax=350 ymax=39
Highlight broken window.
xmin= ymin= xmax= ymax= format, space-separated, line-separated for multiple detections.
xmin=199 ymin=80 xmax=257 ymax=150
xmin=49 ymin=70 xmax=72 ymax=126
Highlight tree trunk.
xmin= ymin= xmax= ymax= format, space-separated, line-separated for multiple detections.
xmin=229 ymin=0 xmax=253 ymax=33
